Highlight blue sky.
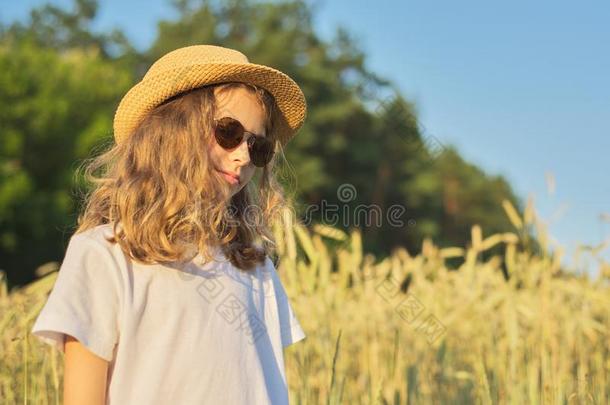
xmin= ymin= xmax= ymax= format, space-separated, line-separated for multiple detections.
xmin=2 ymin=0 xmax=609 ymax=272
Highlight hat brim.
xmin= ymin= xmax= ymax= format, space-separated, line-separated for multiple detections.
xmin=113 ymin=62 xmax=307 ymax=147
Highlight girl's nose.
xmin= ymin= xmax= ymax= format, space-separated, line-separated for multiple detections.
xmin=232 ymin=136 xmax=251 ymax=164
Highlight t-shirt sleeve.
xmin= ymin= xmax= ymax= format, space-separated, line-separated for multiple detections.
xmin=31 ymin=232 xmax=123 ymax=362
xmin=267 ymin=259 xmax=306 ymax=348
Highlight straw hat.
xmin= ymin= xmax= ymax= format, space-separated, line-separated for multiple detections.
xmin=113 ymin=44 xmax=307 ymax=147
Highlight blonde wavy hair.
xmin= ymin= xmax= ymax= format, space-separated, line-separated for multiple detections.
xmin=74 ymin=82 xmax=295 ymax=272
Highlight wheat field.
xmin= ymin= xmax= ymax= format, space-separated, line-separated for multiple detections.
xmin=1 ymin=199 xmax=609 ymax=404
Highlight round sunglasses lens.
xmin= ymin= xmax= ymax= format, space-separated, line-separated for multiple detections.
xmin=214 ymin=118 xmax=243 ymax=149
xmin=249 ymin=137 xmax=274 ymax=167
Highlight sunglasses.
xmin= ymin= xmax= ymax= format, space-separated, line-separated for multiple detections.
xmin=213 ymin=117 xmax=274 ymax=167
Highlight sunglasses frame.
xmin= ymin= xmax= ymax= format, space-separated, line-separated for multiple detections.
xmin=212 ymin=117 xmax=274 ymax=167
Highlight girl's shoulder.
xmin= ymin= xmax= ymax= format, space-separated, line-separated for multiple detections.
xmin=257 ymin=256 xmax=291 ymax=299
xmin=32 ymin=224 xmax=124 ymax=362
xmin=70 ymin=223 xmax=123 ymax=256
xmin=76 ymin=222 xmax=116 ymax=241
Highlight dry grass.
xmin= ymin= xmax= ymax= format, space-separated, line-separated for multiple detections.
xmin=2 ymin=199 xmax=609 ymax=404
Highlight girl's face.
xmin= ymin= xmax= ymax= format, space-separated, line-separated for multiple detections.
xmin=210 ymin=87 xmax=267 ymax=197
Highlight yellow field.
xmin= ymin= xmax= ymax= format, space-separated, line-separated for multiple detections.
xmin=2 ymin=199 xmax=609 ymax=404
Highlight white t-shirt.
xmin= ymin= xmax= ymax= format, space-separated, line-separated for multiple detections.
xmin=31 ymin=223 xmax=306 ymax=404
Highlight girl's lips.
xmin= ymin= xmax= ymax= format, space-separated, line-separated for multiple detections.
xmin=218 ymin=170 xmax=239 ymax=185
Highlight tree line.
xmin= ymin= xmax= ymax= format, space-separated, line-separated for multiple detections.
xmin=0 ymin=0 xmax=528 ymax=287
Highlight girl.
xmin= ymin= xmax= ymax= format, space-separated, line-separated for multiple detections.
xmin=31 ymin=44 xmax=308 ymax=405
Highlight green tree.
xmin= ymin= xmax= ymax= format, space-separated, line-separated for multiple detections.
xmin=0 ymin=4 xmax=135 ymax=287
xmin=1 ymin=0 xmax=529 ymax=286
